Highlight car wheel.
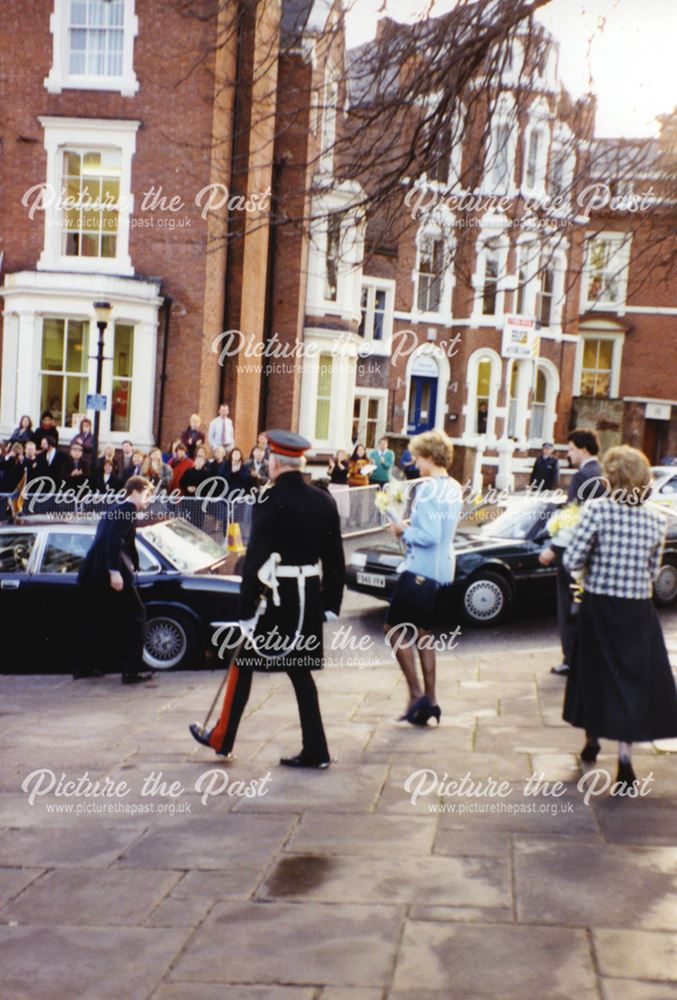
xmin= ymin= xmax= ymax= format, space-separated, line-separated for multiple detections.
xmin=461 ymin=571 xmax=512 ymax=626
xmin=655 ymin=560 xmax=677 ymax=607
xmin=144 ymin=613 xmax=201 ymax=670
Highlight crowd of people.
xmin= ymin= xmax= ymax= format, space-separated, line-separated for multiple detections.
xmin=0 ymin=404 xmax=271 ymax=499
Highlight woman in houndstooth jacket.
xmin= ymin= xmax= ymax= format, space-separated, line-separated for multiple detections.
xmin=562 ymin=446 xmax=677 ymax=788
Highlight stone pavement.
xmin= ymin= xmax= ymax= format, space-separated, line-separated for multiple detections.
xmin=1 ymin=619 xmax=677 ymax=1000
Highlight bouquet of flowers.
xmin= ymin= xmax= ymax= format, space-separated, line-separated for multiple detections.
xmin=546 ymin=502 xmax=584 ymax=606
xmin=374 ymin=477 xmax=408 ymax=553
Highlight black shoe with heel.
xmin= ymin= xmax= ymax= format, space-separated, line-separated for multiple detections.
xmin=616 ymin=759 xmax=637 ymax=789
xmin=580 ymin=740 xmax=601 ymax=764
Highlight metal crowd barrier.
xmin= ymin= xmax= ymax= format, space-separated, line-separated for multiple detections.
xmin=0 ymin=479 xmax=423 ymax=542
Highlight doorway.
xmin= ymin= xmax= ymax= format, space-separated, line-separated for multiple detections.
xmin=407 ymin=375 xmax=438 ymax=435
xmin=643 ymin=419 xmax=668 ymax=465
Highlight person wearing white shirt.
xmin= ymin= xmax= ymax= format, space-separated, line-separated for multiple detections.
xmin=208 ymin=403 xmax=234 ymax=451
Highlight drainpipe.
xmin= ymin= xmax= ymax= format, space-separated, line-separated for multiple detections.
xmin=156 ymin=294 xmax=172 ymax=447
xmin=219 ymin=3 xmax=246 ymax=408
xmin=259 ymin=155 xmax=283 ymax=431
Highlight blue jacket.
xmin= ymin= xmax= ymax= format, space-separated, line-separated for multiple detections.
xmin=400 ymin=476 xmax=462 ymax=584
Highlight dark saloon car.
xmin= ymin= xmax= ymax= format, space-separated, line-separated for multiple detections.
xmin=0 ymin=518 xmax=241 ymax=672
xmin=346 ymin=496 xmax=677 ymax=626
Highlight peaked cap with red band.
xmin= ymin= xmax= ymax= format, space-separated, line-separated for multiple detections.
xmin=266 ymin=429 xmax=311 ymax=458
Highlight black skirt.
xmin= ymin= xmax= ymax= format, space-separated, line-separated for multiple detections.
xmin=385 ymin=583 xmax=453 ymax=632
xmin=563 ymin=592 xmax=677 ymax=741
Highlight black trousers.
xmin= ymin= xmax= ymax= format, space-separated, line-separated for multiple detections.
xmin=556 ymin=564 xmax=576 ymax=667
xmin=80 ymin=579 xmax=146 ymax=676
xmin=115 ymin=581 xmax=146 ymax=676
xmin=215 ymin=667 xmax=329 ymax=761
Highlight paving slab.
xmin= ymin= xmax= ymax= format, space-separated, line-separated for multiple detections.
xmin=0 ymin=824 xmax=146 ymax=867
xmin=600 ymin=980 xmax=677 ymax=1000
xmin=2 ymin=868 xmax=181 ymax=926
xmin=169 ymin=901 xmax=403 ymax=987
xmin=168 ymin=868 xmax=267 ymax=901
xmin=0 ymin=925 xmax=190 ymax=1000
xmin=153 ymin=987 xmax=315 ymax=1000
xmin=284 ymin=812 xmax=437 ymax=857
xmin=0 ymin=867 xmax=44 ymax=907
xmin=258 ymin=853 xmax=511 ymax=907
xmin=393 ymin=921 xmax=599 ymax=999
xmin=116 ymin=814 xmax=296 ymax=870
xmin=515 ymin=840 xmax=677 ymax=929
xmin=593 ymin=928 xmax=677 ymax=981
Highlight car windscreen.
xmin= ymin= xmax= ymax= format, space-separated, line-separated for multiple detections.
xmin=477 ymin=501 xmax=557 ymax=540
xmin=140 ymin=518 xmax=226 ymax=572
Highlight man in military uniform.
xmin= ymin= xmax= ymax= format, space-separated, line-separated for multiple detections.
xmin=529 ymin=442 xmax=560 ymax=491
xmin=190 ymin=430 xmax=345 ymax=768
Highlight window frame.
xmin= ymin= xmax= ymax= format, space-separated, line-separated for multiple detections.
xmin=44 ymin=0 xmax=139 ymax=96
xmin=412 ymin=225 xmax=454 ymax=320
xmin=37 ymin=117 xmax=140 ymax=276
xmin=574 ymin=328 xmax=625 ymax=399
xmin=357 ymin=279 xmax=395 ymax=355
xmin=582 ymin=231 xmax=632 ymax=311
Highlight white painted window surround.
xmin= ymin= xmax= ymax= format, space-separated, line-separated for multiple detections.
xmin=44 ymin=0 xmax=139 ymax=96
xmin=465 ymin=348 xmax=502 ymax=440
xmin=306 ymin=183 xmax=366 ymax=323
xmin=0 ymin=271 xmax=162 ymax=448
xmin=37 ymin=117 xmax=139 ymax=277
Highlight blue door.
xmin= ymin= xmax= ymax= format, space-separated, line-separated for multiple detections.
xmin=407 ymin=376 xmax=438 ymax=434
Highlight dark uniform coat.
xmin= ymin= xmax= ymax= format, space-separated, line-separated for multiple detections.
xmin=529 ymin=455 xmax=559 ymax=490
xmin=237 ymin=471 xmax=344 ymax=671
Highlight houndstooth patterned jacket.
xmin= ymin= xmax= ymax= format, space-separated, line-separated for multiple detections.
xmin=563 ymin=498 xmax=666 ymax=600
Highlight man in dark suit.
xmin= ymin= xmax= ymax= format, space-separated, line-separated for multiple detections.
xmin=62 ymin=442 xmax=90 ymax=490
xmin=76 ymin=475 xmax=154 ymax=683
xmin=190 ymin=430 xmax=345 ymax=767
xmin=529 ymin=442 xmax=559 ymax=491
xmin=35 ymin=433 xmax=67 ymax=484
xmin=539 ymin=428 xmax=604 ymax=675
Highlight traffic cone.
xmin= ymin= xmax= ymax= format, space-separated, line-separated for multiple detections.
xmin=226 ymin=521 xmax=246 ymax=554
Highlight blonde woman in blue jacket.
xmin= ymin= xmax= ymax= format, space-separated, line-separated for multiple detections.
xmin=385 ymin=430 xmax=462 ymax=725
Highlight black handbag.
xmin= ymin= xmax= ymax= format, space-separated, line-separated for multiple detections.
xmin=394 ymin=570 xmax=440 ymax=610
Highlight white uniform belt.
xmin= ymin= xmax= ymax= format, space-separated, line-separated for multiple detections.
xmin=274 ymin=563 xmax=321 ymax=579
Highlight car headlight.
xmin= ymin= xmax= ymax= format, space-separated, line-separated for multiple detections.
xmin=350 ymin=552 xmax=367 ymax=568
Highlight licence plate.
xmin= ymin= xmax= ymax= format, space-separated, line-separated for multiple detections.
xmin=357 ymin=571 xmax=386 ymax=588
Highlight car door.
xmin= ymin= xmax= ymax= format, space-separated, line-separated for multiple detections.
xmin=0 ymin=529 xmax=43 ymax=670
xmin=32 ymin=529 xmax=95 ymax=671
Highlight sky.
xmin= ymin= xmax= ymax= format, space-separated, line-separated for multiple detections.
xmin=344 ymin=0 xmax=677 ymax=138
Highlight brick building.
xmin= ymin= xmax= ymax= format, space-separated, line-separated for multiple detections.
xmin=2 ymin=2 xmax=675 ymax=476
xmin=292 ymin=12 xmax=677 ymax=481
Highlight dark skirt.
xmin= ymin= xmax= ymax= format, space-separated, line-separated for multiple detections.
xmin=563 ymin=592 xmax=677 ymax=741
xmin=385 ymin=583 xmax=453 ymax=632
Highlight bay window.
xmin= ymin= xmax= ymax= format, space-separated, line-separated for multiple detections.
xmin=39 ymin=318 xmax=89 ymax=429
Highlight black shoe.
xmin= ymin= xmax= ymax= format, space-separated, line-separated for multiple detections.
xmin=279 ymin=753 xmax=331 ymax=769
xmin=399 ymin=695 xmax=431 ymax=725
xmin=580 ymin=740 xmax=601 ymax=764
xmin=615 ymin=759 xmax=638 ymax=789
xmin=121 ymin=672 xmax=153 ymax=685
xmin=550 ymin=664 xmax=570 ymax=676
xmin=188 ymin=723 xmax=236 ymax=761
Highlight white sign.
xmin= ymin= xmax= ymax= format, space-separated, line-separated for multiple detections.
xmin=502 ymin=315 xmax=539 ymax=359
xmin=645 ymin=402 xmax=671 ymax=421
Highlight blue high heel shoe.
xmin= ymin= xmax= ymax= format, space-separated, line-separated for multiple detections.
xmin=399 ymin=695 xmax=432 ymax=725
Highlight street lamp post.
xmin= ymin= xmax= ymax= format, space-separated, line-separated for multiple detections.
xmin=92 ymin=301 xmax=113 ymax=470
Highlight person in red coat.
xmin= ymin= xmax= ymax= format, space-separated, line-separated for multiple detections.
xmin=169 ymin=442 xmax=193 ymax=493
